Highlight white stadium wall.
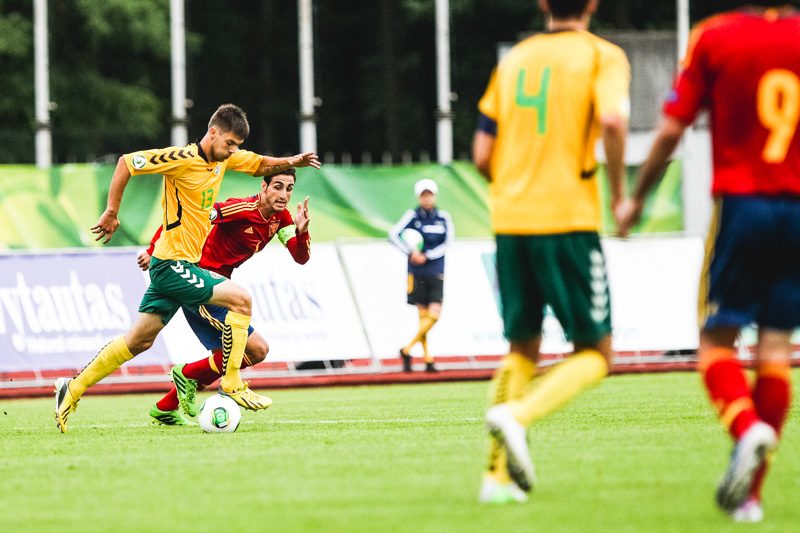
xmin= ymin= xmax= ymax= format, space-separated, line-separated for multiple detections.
xmin=2 ymin=236 xmax=719 ymax=379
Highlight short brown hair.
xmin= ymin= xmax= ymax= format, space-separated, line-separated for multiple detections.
xmin=208 ymin=104 xmax=250 ymax=139
xmin=263 ymin=167 xmax=297 ymax=185
xmin=545 ymin=0 xmax=593 ymax=19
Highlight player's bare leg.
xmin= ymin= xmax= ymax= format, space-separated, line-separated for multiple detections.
xmin=170 ymin=331 xmax=271 ymax=417
xmin=207 ymin=281 xmax=271 ymax=410
xmin=488 ymin=336 xmax=611 ymax=494
xmin=56 ymin=313 xmax=163 ymax=432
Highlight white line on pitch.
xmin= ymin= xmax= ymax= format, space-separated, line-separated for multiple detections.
xmin=5 ymin=416 xmax=484 ymax=431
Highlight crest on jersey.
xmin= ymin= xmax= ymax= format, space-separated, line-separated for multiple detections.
xmin=132 ymin=154 xmax=147 ymax=169
xmin=214 ymin=164 xmax=221 ymax=175
xmin=209 ymin=272 xmax=223 ymax=279
xmin=268 ymin=220 xmax=280 ymax=238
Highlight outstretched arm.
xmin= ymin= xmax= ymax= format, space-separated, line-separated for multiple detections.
xmin=256 ymin=152 xmax=321 ymax=176
xmin=91 ymin=157 xmax=131 ymax=244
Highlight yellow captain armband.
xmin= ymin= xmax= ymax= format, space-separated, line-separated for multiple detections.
xmin=277 ymin=225 xmax=297 ymax=246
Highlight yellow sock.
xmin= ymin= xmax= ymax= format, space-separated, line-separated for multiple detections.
xmin=485 ymin=353 xmax=537 ymax=482
xmin=70 ymin=336 xmax=134 ymax=397
xmin=208 ymin=352 xmax=220 ymax=374
xmin=509 ymin=350 xmax=608 ymax=427
xmin=421 ymin=335 xmax=434 ymax=363
xmin=404 ymin=313 xmax=438 ymax=354
xmin=219 ymin=311 xmax=251 ymax=392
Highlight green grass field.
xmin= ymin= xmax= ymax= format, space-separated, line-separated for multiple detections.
xmin=1 ymin=372 xmax=798 ymax=533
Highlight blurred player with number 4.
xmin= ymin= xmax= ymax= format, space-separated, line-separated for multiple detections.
xmin=473 ymin=0 xmax=629 ymax=504
xmin=617 ymin=1 xmax=800 ymax=522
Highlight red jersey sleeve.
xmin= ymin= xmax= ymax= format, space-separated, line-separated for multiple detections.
xmin=145 ymin=225 xmax=163 ymax=256
xmin=663 ymin=23 xmax=713 ymax=125
xmin=277 ymin=209 xmax=310 ymax=265
xmin=210 ymin=195 xmax=260 ymax=225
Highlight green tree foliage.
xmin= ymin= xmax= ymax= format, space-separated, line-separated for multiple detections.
xmin=0 ymin=1 xmax=34 ymax=162
xmin=1 ymin=0 xmax=790 ymax=164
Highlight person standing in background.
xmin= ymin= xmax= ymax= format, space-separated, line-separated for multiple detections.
xmin=389 ymin=179 xmax=454 ymax=373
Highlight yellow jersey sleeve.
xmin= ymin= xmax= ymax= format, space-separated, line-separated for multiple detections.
xmin=123 ymin=146 xmax=195 ymax=176
xmin=226 ymin=150 xmax=263 ymax=175
xmin=477 ymin=69 xmax=500 ymax=121
xmin=593 ymin=43 xmax=631 ymax=120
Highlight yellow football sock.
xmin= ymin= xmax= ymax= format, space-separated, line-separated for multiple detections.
xmin=485 ymin=352 xmax=537 ymax=482
xmin=404 ymin=312 xmax=438 ymax=354
xmin=420 ymin=335 xmax=434 ymax=363
xmin=219 ymin=311 xmax=251 ymax=392
xmin=208 ymin=352 xmax=220 ymax=374
xmin=70 ymin=336 xmax=134 ymax=397
xmin=509 ymin=350 xmax=608 ymax=427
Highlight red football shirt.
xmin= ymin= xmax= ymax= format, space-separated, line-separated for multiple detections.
xmin=147 ymin=194 xmax=310 ymax=278
xmin=664 ymin=9 xmax=800 ymax=196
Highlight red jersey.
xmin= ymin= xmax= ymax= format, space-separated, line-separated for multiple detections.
xmin=664 ymin=8 xmax=800 ymax=196
xmin=147 ymin=194 xmax=310 ymax=278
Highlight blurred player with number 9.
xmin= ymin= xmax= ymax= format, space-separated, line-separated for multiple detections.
xmin=617 ymin=1 xmax=800 ymax=522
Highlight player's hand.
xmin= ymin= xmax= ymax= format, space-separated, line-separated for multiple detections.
xmin=290 ymin=152 xmax=321 ymax=169
xmin=137 ymin=250 xmax=151 ymax=271
xmin=615 ymin=198 xmax=643 ymax=238
xmin=295 ymin=196 xmax=310 ymax=234
xmin=410 ymin=252 xmax=427 ymax=265
xmin=91 ymin=209 xmax=120 ymax=244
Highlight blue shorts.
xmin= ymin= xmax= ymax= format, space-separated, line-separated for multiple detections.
xmin=182 ymin=304 xmax=255 ymax=350
xmin=702 ymin=195 xmax=800 ymax=331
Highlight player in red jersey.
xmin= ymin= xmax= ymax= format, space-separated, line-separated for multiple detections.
xmin=139 ymin=167 xmax=310 ymax=423
xmin=618 ymin=2 xmax=799 ymax=522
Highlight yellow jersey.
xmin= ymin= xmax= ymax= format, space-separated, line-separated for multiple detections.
xmin=123 ymin=143 xmax=262 ymax=263
xmin=478 ymin=30 xmax=630 ymax=234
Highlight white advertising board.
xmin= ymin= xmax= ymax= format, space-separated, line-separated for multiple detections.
xmin=159 ymin=243 xmax=372 ymax=363
xmin=339 ymin=237 xmax=707 ymax=358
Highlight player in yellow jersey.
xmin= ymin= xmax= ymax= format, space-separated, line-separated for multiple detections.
xmin=472 ymin=0 xmax=630 ymax=503
xmin=54 ymin=104 xmax=320 ymax=432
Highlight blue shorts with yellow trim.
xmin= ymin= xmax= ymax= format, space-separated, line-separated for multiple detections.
xmin=182 ymin=304 xmax=256 ymax=350
xmin=702 ymin=195 xmax=800 ymax=331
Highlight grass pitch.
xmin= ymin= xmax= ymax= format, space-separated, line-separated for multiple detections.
xmin=1 ymin=372 xmax=798 ymax=533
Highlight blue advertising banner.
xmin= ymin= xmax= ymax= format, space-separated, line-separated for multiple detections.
xmin=0 ymin=250 xmax=170 ymax=372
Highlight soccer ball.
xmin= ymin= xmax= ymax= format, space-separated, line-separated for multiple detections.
xmin=198 ymin=394 xmax=242 ymax=433
xmin=400 ymin=228 xmax=424 ymax=251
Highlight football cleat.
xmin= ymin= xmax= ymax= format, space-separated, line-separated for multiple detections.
xmin=149 ymin=404 xmax=192 ymax=426
xmin=220 ymin=382 xmax=272 ymax=411
xmin=425 ymin=362 xmax=438 ymax=373
xmin=486 ymin=404 xmax=536 ymax=492
xmin=54 ymin=377 xmax=79 ymax=433
xmin=716 ymin=421 xmax=777 ymax=513
xmin=730 ymin=497 xmax=764 ymax=523
xmin=171 ymin=364 xmax=200 ymax=417
xmin=478 ymin=475 xmax=529 ymax=504
xmin=400 ymin=349 xmax=412 ymax=372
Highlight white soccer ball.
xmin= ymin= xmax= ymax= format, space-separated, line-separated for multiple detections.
xmin=198 ymin=394 xmax=242 ymax=433
xmin=400 ymin=228 xmax=424 ymax=251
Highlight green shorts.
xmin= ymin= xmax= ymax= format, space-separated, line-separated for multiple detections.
xmin=495 ymin=232 xmax=611 ymax=345
xmin=139 ymin=257 xmax=228 ymax=324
